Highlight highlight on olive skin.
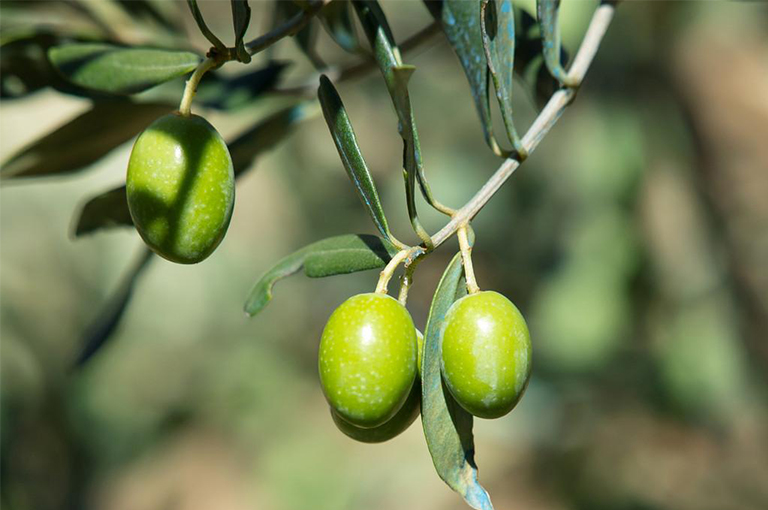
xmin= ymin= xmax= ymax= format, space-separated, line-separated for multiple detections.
xmin=126 ymin=112 xmax=235 ymax=264
xmin=318 ymin=293 xmax=418 ymax=429
xmin=330 ymin=329 xmax=425 ymax=443
xmin=440 ymin=290 xmax=532 ymax=419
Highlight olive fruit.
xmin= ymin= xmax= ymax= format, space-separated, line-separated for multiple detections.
xmin=440 ymin=291 xmax=531 ymax=419
xmin=330 ymin=329 xmax=424 ymax=443
xmin=319 ymin=293 xmax=418 ymax=428
xmin=416 ymin=329 xmax=424 ymax=376
xmin=127 ymin=113 xmax=235 ymax=264
xmin=331 ymin=380 xmax=421 ymax=443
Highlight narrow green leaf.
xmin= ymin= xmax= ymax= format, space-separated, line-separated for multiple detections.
xmin=514 ymin=7 xmax=568 ymax=109
xmin=390 ymin=65 xmax=430 ymax=242
xmin=536 ymin=0 xmax=572 ymax=85
xmin=1 ymin=101 xmax=172 ymax=180
xmin=318 ymin=75 xmax=393 ymax=242
xmin=74 ymin=185 xmax=131 ymax=236
xmin=48 ymin=43 xmax=201 ymax=95
xmin=231 ymin=0 xmax=252 ymax=63
xmin=352 ymin=0 xmax=398 ymax=57
xmin=77 ymin=248 xmax=154 ymax=365
xmin=388 ymin=66 xmax=451 ymax=219
xmin=0 ymin=31 xmax=138 ymax=100
xmin=320 ymin=0 xmax=360 ymax=54
xmin=69 ymin=101 xmax=320 ymax=236
xmin=422 ymin=253 xmax=493 ymax=510
xmin=244 ymin=234 xmax=398 ymax=317
xmin=352 ymin=0 xmax=433 ymax=246
xmin=303 ymin=235 xmax=399 ymax=278
xmin=481 ymin=0 xmax=524 ymax=156
xmin=425 ymin=0 xmax=502 ymax=155
xmin=350 ymin=0 xmax=402 ymax=125
xmin=186 ymin=0 xmax=227 ymax=52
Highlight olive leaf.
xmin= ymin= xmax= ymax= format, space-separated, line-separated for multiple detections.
xmin=536 ymin=0 xmax=573 ymax=86
xmin=186 ymin=0 xmax=227 ymax=52
xmin=71 ymin=101 xmax=320 ymax=236
xmin=1 ymin=101 xmax=172 ymax=180
xmin=244 ymin=234 xmax=398 ymax=317
xmin=422 ymin=253 xmax=493 ymax=510
xmin=389 ymin=65 xmax=447 ymax=225
xmin=425 ymin=0 xmax=502 ymax=155
xmin=481 ymin=0 xmax=524 ymax=156
xmin=514 ymin=7 xmax=568 ymax=109
xmin=429 ymin=0 xmax=567 ymax=137
xmin=317 ymin=75 xmax=393 ymax=243
xmin=74 ymin=186 xmax=131 ymax=237
xmin=48 ymin=43 xmax=201 ymax=95
xmin=352 ymin=0 xmax=433 ymax=246
xmin=352 ymin=0 xmax=397 ymax=53
xmin=231 ymin=0 xmax=252 ymax=63
xmin=319 ymin=0 xmax=360 ymax=54
xmin=76 ymin=248 xmax=154 ymax=365
xmin=0 ymin=31 xmax=147 ymax=100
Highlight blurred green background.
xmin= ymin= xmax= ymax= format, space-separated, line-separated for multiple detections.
xmin=2 ymin=1 xmax=768 ymax=509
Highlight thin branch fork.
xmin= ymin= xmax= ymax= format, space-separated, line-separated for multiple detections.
xmin=430 ymin=2 xmax=616 ymax=250
xmin=242 ymin=0 xmax=615 ymax=253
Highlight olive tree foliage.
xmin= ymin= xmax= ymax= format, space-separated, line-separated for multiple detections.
xmin=0 ymin=1 xmax=615 ymax=507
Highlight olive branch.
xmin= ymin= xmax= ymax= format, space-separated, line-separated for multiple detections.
xmin=0 ymin=2 xmax=617 ymax=508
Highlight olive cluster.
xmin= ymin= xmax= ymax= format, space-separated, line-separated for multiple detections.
xmin=125 ymin=114 xmax=532 ymax=444
xmin=319 ymin=290 xmax=531 ymax=443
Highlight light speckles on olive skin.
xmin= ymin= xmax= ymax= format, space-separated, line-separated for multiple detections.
xmin=440 ymin=291 xmax=532 ymax=419
xmin=319 ymin=293 xmax=418 ymax=428
xmin=330 ymin=380 xmax=421 ymax=443
xmin=127 ymin=113 xmax=234 ymax=264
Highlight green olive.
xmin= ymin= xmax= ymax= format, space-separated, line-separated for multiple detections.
xmin=416 ymin=329 xmax=424 ymax=376
xmin=440 ymin=291 xmax=532 ymax=419
xmin=319 ymin=293 xmax=418 ymax=428
xmin=331 ymin=380 xmax=421 ymax=443
xmin=331 ymin=334 xmax=424 ymax=443
xmin=126 ymin=113 xmax=234 ymax=264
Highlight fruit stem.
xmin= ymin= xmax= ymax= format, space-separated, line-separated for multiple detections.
xmin=375 ymin=249 xmax=411 ymax=295
xmin=397 ymin=255 xmax=423 ymax=305
xmin=178 ymin=57 xmax=218 ymax=117
xmin=457 ymin=225 xmax=480 ymax=294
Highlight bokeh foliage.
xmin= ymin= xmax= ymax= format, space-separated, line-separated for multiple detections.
xmin=2 ymin=1 xmax=768 ymax=510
